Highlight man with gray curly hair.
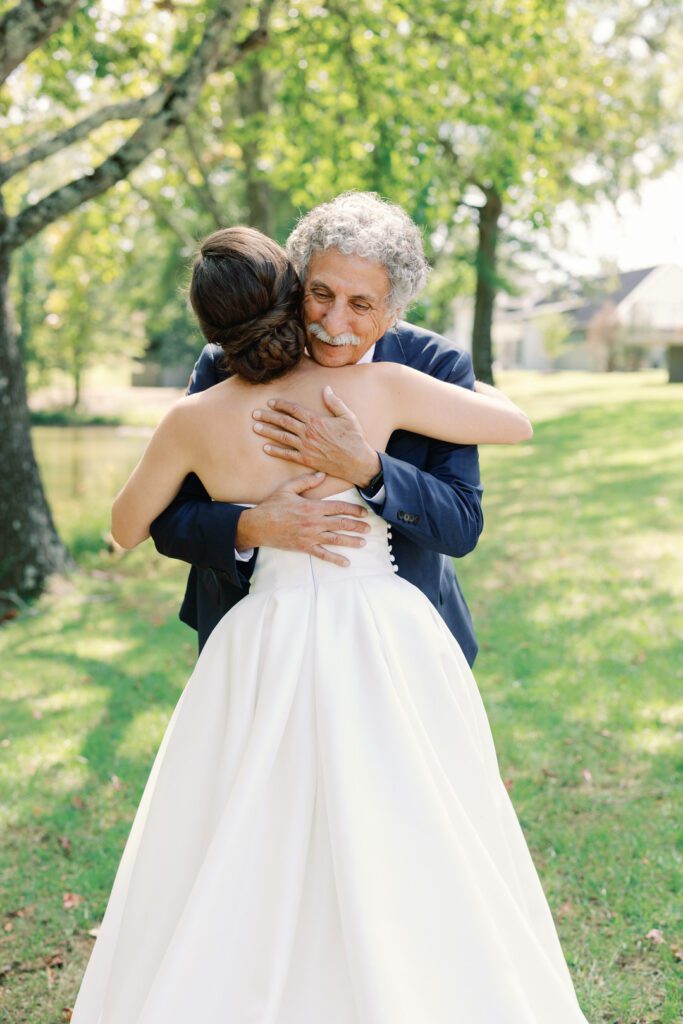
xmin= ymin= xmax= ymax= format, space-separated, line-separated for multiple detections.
xmin=286 ymin=190 xmax=429 ymax=314
xmin=151 ymin=191 xmax=484 ymax=666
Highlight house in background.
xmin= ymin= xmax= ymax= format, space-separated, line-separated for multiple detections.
xmin=452 ymin=265 xmax=683 ymax=373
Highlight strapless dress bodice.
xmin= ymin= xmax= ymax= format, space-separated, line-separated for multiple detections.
xmin=249 ymin=488 xmax=398 ymax=594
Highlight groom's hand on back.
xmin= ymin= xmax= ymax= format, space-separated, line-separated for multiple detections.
xmin=252 ymin=387 xmax=381 ymax=488
xmin=235 ymin=473 xmax=370 ymax=568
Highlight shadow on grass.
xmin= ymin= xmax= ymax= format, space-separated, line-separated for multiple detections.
xmin=2 ymin=391 xmax=681 ymax=1022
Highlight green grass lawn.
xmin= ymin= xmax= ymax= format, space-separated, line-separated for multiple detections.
xmin=1 ymin=371 xmax=682 ymax=1022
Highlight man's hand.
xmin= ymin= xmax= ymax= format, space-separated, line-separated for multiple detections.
xmin=235 ymin=472 xmax=371 ymax=568
xmin=252 ymin=386 xmax=381 ymax=487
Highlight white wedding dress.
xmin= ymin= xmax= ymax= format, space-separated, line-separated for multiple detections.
xmin=72 ymin=489 xmax=588 ymax=1023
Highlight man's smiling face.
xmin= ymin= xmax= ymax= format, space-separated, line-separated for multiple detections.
xmin=302 ymin=249 xmax=398 ymax=367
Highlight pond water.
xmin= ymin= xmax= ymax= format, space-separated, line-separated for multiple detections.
xmin=32 ymin=426 xmax=153 ymax=544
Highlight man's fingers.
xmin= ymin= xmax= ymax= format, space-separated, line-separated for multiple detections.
xmin=321 ymin=531 xmax=367 ymax=548
xmin=325 ymin=516 xmax=370 ymax=533
xmin=263 ymin=444 xmax=304 ymax=463
xmin=310 ymin=544 xmax=350 ymax=568
xmin=284 ymin=472 xmax=326 ymax=494
xmin=255 ymin=423 xmax=301 ymax=447
xmin=253 ymin=409 xmax=304 ymax=436
xmin=266 ymin=398 xmax=312 ymax=422
xmin=324 ymin=501 xmax=368 ymax=518
xmin=322 ymin=385 xmax=352 ymax=417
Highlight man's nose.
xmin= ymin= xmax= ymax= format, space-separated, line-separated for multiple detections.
xmin=322 ymin=299 xmax=350 ymax=336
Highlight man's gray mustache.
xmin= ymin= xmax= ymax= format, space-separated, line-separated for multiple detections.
xmin=308 ymin=322 xmax=362 ymax=347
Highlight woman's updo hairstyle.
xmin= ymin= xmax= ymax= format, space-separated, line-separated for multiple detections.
xmin=189 ymin=226 xmax=306 ymax=384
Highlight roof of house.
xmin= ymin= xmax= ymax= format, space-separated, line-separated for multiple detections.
xmin=536 ymin=266 xmax=657 ymax=325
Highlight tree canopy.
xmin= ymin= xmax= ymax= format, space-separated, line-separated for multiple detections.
xmin=0 ymin=0 xmax=680 ymax=606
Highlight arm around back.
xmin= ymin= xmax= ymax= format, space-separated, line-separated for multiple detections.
xmin=148 ymin=344 xmax=256 ymax=587
xmin=373 ymin=352 xmax=530 ymax=556
xmin=368 ymin=346 xmax=482 ymax=558
xmin=381 ymin=361 xmax=533 ymax=446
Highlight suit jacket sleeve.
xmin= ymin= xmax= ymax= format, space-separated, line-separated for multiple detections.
xmin=374 ymin=349 xmax=484 ymax=558
xmin=148 ymin=344 xmax=256 ymax=587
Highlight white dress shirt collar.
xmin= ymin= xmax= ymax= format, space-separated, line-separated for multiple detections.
xmin=357 ymin=344 xmax=376 ymax=365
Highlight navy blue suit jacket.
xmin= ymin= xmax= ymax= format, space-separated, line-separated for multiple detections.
xmin=150 ymin=322 xmax=484 ymax=665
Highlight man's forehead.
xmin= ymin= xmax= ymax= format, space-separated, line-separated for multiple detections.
xmin=305 ymin=249 xmax=389 ymax=302
xmin=306 ymin=275 xmax=383 ymax=303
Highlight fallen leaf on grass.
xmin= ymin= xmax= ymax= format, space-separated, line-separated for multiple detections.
xmin=5 ymin=905 xmax=32 ymax=919
xmin=62 ymin=1009 xmax=73 ymax=1022
xmin=581 ymin=768 xmax=593 ymax=784
xmin=58 ymin=835 xmax=72 ymax=855
xmin=672 ymin=946 xmax=683 ymax=962
xmin=3 ymin=921 xmax=12 ymax=932
xmin=71 ymin=796 xmax=85 ymax=809
xmin=557 ymin=900 xmax=574 ymax=919
xmin=645 ymin=928 xmax=665 ymax=944
xmin=541 ymin=766 xmax=557 ymax=778
xmin=45 ymin=953 xmax=64 ymax=968
xmin=111 ymin=774 xmax=122 ymax=790
xmin=62 ymin=893 xmax=84 ymax=910
xmin=503 ymin=778 xmax=514 ymax=792
xmin=87 ymin=926 xmax=100 ymax=939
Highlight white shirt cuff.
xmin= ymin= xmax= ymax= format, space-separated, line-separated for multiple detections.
xmin=359 ymin=484 xmax=386 ymax=506
xmin=235 ymin=547 xmax=254 ymax=562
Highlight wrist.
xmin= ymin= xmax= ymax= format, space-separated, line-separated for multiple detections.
xmin=356 ymin=449 xmax=382 ymax=489
xmin=235 ymin=507 xmax=259 ymax=552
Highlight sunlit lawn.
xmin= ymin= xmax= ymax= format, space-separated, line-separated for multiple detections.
xmin=1 ymin=371 xmax=682 ymax=1022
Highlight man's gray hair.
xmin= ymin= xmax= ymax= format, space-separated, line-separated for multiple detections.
xmin=286 ymin=191 xmax=429 ymax=312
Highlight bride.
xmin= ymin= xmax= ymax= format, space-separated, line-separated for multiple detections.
xmin=71 ymin=227 xmax=588 ymax=1022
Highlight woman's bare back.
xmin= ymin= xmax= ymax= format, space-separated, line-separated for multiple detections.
xmin=184 ymin=357 xmax=392 ymax=504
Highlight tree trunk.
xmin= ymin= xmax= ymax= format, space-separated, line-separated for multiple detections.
xmin=0 ymin=246 xmax=71 ymax=613
xmin=0 ymin=0 xmax=268 ymax=609
xmin=238 ymin=60 xmax=273 ymax=236
xmin=17 ymin=242 xmax=34 ymax=356
xmin=471 ymin=186 xmax=502 ymax=385
xmin=72 ymin=362 xmax=81 ymax=410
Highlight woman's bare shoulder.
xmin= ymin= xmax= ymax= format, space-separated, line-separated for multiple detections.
xmin=344 ymin=360 xmax=407 ymax=393
xmin=321 ymin=361 xmax=404 ymax=385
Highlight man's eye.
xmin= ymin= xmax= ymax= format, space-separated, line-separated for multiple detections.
xmin=352 ymin=303 xmax=371 ymax=314
xmin=311 ymin=290 xmax=332 ymax=301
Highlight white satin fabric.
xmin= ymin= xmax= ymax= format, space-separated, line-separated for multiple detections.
xmin=72 ymin=489 xmax=589 ymax=1023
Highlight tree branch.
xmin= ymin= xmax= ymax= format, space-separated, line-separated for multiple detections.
xmin=216 ymin=17 xmax=274 ymax=72
xmin=0 ymin=94 xmax=164 ymax=184
xmin=184 ymin=121 xmax=223 ymax=227
xmin=1 ymin=0 xmax=272 ymax=251
xmin=0 ymin=0 xmax=79 ymax=86
xmin=0 ymin=18 xmax=272 ymax=186
xmin=323 ymin=1 xmax=372 ymax=119
xmin=131 ymin=185 xmax=196 ymax=250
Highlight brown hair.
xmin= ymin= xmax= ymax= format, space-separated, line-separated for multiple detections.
xmin=189 ymin=226 xmax=306 ymax=384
